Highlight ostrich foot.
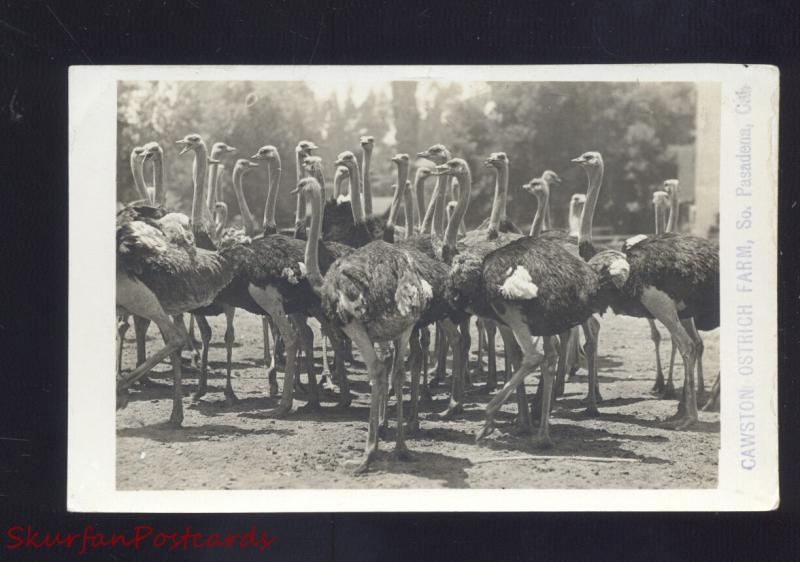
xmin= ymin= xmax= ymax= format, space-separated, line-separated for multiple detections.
xmin=351 ymin=453 xmax=376 ymax=476
xmin=580 ymin=393 xmax=603 ymax=405
xmin=268 ymin=382 xmax=279 ymax=398
xmin=661 ymin=415 xmax=698 ymax=430
xmin=476 ymin=418 xmax=496 ymax=443
xmin=298 ymin=401 xmax=321 ymax=414
xmin=193 ymin=386 xmax=207 ymax=401
xmin=511 ymin=424 xmax=533 ymax=436
xmin=138 ymin=376 xmax=168 ymax=389
xmin=582 ymin=405 xmax=600 ymax=418
xmin=420 ymin=386 xmax=433 ymax=403
xmin=394 ymin=446 xmax=416 ymax=462
xmin=660 ymin=382 xmax=677 ymax=400
xmin=651 ymin=377 xmax=665 ymax=394
xmin=440 ymin=402 xmax=464 ymax=421
xmin=264 ymin=404 xmax=293 ymax=418
xmin=116 ymin=389 xmax=130 ymax=410
xmin=534 ymin=433 xmax=555 ymax=449
xmin=696 ymin=388 xmax=708 ymax=407
xmin=167 ymin=409 xmax=183 ymax=428
xmin=224 ymin=390 xmax=239 ymax=406
xmin=702 ymin=393 xmax=720 ymax=412
xmin=405 ymin=418 xmax=420 ymax=434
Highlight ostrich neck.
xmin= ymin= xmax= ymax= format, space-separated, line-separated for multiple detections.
xmin=130 ymin=157 xmax=148 ymax=201
xmin=543 ymin=199 xmax=551 ymax=231
xmin=190 ymin=143 xmax=210 ymax=230
xmin=305 ymin=185 xmax=324 ymax=295
xmin=413 ymin=173 xmax=426 ymax=232
xmin=655 ymin=203 xmax=667 ymax=235
xmin=568 ymin=200 xmax=582 ymax=237
xmin=578 ymin=163 xmax=603 ymax=251
xmin=264 ymin=155 xmax=281 ymax=230
xmin=529 ymin=190 xmax=549 ymax=237
xmin=421 ymin=177 xmax=440 ymax=233
xmin=444 ymin=171 xmax=471 ymax=253
xmin=432 ymin=175 xmax=451 ymax=238
xmin=232 ymin=168 xmax=258 ymax=236
xmin=206 ymin=162 xmax=218 ymax=212
xmin=402 ymin=182 xmax=416 ymax=238
xmin=333 ymin=170 xmax=347 ymax=198
xmin=387 ymin=176 xmax=406 ymax=228
xmin=487 ymin=165 xmax=508 ymax=237
xmin=295 ymin=151 xmax=307 ymax=228
xmin=667 ymin=187 xmax=680 ymax=233
xmin=362 ymin=149 xmax=373 ymax=215
xmin=153 ymin=153 xmax=165 ymax=206
xmin=347 ymin=160 xmax=365 ymax=224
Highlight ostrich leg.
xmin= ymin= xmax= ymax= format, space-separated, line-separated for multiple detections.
xmin=565 ymin=326 xmax=583 ymax=382
xmin=483 ymin=319 xmax=499 ymax=393
xmin=553 ymin=329 xmax=572 ymax=398
xmin=391 ymin=327 xmax=415 ymax=461
xmin=702 ymin=372 xmax=720 ymax=411
xmin=640 ymin=288 xmax=698 ymax=428
xmin=116 ymin=279 xmax=190 ymax=426
xmin=407 ymin=328 xmax=423 ymax=433
xmin=419 ymin=326 xmax=432 ymax=402
xmin=683 ymin=318 xmax=706 ymax=403
xmin=477 ymin=313 xmax=545 ymax=446
xmin=429 ymin=323 xmax=448 ymax=387
xmin=317 ymin=315 xmax=352 ymax=409
xmin=473 ymin=318 xmax=486 ymax=382
xmin=531 ymin=336 xmax=558 ymax=422
xmin=343 ymin=323 xmax=390 ymax=475
xmin=296 ymin=317 xmax=321 ymax=412
xmin=581 ymin=315 xmax=601 ymax=416
xmin=648 ymin=319 xmax=666 ymax=394
xmin=248 ymin=286 xmax=302 ymax=417
xmin=222 ymin=305 xmax=238 ymax=405
xmin=193 ymin=315 xmax=213 ymax=400
xmin=459 ymin=318 xmax=473 ymax=389
xmin=496 ymin=325 xmax=528 ymax=431
xmin=132 ymin=316 xmax=164 ymax=388
xmin=262 ymin=317 xmax=279 ymax=397
xmin=439 ymin=320 xmax=465 ymax=420
xmin=116 ymin=315 xmax=130 ymax=374
xmin=187 ymin=314 xmax=201 ymax=367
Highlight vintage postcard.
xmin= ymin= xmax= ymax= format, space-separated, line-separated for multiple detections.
xmin=68 ymin=64 xmax=778 ymax=512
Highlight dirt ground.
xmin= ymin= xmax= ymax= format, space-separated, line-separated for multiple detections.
xmin=117 ymin=312 xmax=720 ymax=490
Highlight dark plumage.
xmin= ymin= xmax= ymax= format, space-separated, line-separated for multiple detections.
xmin=321 ymin=199 xmax=392 ymax=247
xmin=483 ymin=236 xmax=602 ymax=336
xmin=618 ymin=233 xmax=720 ymax=330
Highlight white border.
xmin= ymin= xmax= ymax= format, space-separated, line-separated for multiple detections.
xmin=68 ymin=65 xmax=779 ymax=512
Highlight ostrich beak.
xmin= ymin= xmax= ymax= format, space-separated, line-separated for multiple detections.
xmin=248 ymin=162 xmax=259 ymax=167
xmin=416 ymin=151 xmax=430 ymax=159
xmin=251 ymin=153 xmax=261 ymax=159
xmin=226 ymin=146 xmax=237 ymax=152
xmin=571 ymin=156 xmax=585 ymax=163
xmin=176 ymin=140 xmax=190 ymax=155
xmin=432 ymin=164 xmax=449 ymax=176
xmin=207 ymin=158 xmax=221 ymax=165
xmin=334 ymin=159 xmax=345 ymax=166
xmin=551 ymin=173 xmax=562 ymax=184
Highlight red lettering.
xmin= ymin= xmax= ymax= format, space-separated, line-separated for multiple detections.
xmin=5 ymin=526 xmax=25 ymax=550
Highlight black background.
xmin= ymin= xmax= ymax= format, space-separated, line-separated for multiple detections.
xmin=1 ymin=0 xmax=798 ymax=559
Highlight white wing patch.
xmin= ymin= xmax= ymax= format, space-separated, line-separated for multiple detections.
xmin=395 ymin=270 xmax=432 ymax=317
xmin=499 ymin=265 xmax=539 ymax=299
xmin=624 ymin=234 xmax=648 ymax=249
xmin=609 ymin=258 xmax=630 ymax=288
xmin=282 ymin=267 xmax=299 ymax=284
xmin=158 ymin=213 xmax=194 ymax=245
xmin=420 ymin=279 xmax=434 ymax=301
xmin=298 ymin=262 xmax=307 ymax=276
xmin=337 ymin=193 xmax=352 ymax=204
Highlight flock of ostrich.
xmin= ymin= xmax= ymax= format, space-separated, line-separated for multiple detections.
xmin=116 ymin=132 xmax=720 ymax=475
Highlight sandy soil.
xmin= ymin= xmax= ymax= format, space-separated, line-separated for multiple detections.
xmin=117 ymin=312 xmax=720 ymax=490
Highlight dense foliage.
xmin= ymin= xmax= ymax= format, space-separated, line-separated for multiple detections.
xmin=118 ymin=80 xmax=695 ymax=234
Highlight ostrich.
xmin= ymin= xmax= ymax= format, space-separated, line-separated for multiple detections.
xmin=306 ymin=171 xmax=463 ymax=474
xmin=129 ymin=146 xmax=150 ymax=202
xmin=290 ymin=140 xmax=318 ymax=240
xmin=206 ymin=142 xmax=237 ymax=219
xmin=431 ymin=157 xmax=613 ymax=446
xmin=142 ymin=141 xmax=166 ymax=206
xmin=574 ymin=152 xmax=719 ymax=428
xmin=213 ymin=201 xmax=229 ymax=241
xmin=321 ymin=150 xmax=394 ymax=247
xmin=333 ymin=165 xmax=350 ymax=201
xmin=116 ymin=137 xmax=254 ymax=427
xmin=242 ymin=155 xmax=361 ymax=415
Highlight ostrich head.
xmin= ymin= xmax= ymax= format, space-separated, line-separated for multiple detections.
xmin=210 ymin=142 xmax=237 ymax=159
xmin=234 ymin=158 xmax=259 ymax=174
xmin=296 ymin=176 xmax=323 ymax=197
xmin=251 ymin=145 xmax=280 ymax=163
xmin=302 ymin=156 xmax=324 ymax=182
xmin=432 ymin=158 xmax=470 ymax=180
xmin=521 ymin=177 xmax=549 ymax=199
xmin=141 ymin=141 xmax=163 ymax=161
xmin=571 ymin=151 xmax=603 ymax=168
xmin=484 ymin=152 xmax=509 ymax=170
xmin=391 ymin=153 xmax=410 ymax=172
xmin=360 ymin=135 xmax=375 ymax=151
xmin=335 ymin=165 xmax=350 ymax=179
xmin=541 ymin=170 xmax=561 ymax=186
xmin=334 ymin=150 xmax=358 ymax=172
xmin=417 ymin=144 xmax=451 ymax=165
xmin=653 ymin=190 xmax=670 ymax=208
xmin=130 ymin=146 xmax=147 ymax=166
xmin=175 ymin=133 xmax=204 ymax=156
xmin=296 ymin=140 xmax=318 ymax=157
xmin=416 ymin=166 xmax=433 ymax=180
xmin=214 ymin=201 xmax=228 ymax=222
xmin=571 ymin=193 xmax=586 ymax=206
xmin=663 ymin=179 xmax=679 ymax=196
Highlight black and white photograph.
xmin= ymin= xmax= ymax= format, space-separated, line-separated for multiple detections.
xmin=68 ymin=65 xmax=777 ymax=511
